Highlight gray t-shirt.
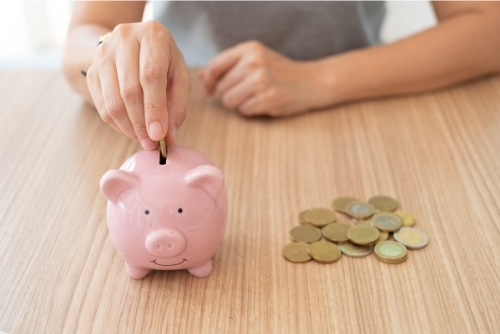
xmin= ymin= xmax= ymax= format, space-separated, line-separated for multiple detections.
xmin=153 ymin=1 xmax=385 ymax=66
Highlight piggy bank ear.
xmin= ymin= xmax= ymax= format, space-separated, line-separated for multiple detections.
xmin=100 ymin=170 xmax=139 ymax=204
xmin=185 ymin=165 xmax=224 ymax=199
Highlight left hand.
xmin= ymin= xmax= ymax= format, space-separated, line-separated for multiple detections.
xmin=199 ymin=41 xmax=334 ymax=117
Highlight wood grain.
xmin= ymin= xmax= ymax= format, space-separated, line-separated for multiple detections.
xmin=0 ymin=70 xmax=499 ymax=334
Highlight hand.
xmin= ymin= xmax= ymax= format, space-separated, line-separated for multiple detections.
xmin=199 ymin=41 xmax=334 ymax=117
xmin=86 ymin=21 xmax=189 ymax=150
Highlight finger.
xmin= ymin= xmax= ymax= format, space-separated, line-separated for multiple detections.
xmin=220 ymin=75 xmax=260 ymax=110
xmin=197 ymin=68 xmax=206 ymax=80
xmin=87 ymin=66 xmax=124 ymax=135
xmin=238 ymin=94 xmax=267 ymax=116
xmin=204 ymin=46 xmax=243 ymax=95
xmin=165 ymin=56 xmax=190 ymax=146
xmin=139 ymin=34 xmax=169 ymax=142
xmin=213 ymin=60 xmax=248 ymax=96
xmin=99 ymin=64 xmax=138 ymax=140
xmin=116 ymin=39 xmax=157 ymax=150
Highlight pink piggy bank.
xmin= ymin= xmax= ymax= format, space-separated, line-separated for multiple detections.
xmin=100 ymin=145 xmax=227 ymax=279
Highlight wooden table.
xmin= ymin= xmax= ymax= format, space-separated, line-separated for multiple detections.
xmin=1 ymin=70 xmax=499 ymax=334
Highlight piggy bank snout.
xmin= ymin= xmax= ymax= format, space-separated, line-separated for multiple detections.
xmin=145 ymin=229 xmax=186 ymax=258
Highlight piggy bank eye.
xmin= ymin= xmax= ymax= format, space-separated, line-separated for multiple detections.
xmin=178 ymin=208 xmax=183 ymax=213
xmin=145 ymin=210 xmax=150 ymax=215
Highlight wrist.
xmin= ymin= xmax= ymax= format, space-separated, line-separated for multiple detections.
xmin=303 ymin=60 xmax=344 ymax=109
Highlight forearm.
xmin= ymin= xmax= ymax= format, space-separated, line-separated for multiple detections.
xmin=318 ymin=10 xmax=500 ymax=105
xmin=63 ymin=24 xmax=110 ymax=105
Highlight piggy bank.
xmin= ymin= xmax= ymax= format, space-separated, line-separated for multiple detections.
xmin=100 ymin=145 xmax=227 ymax=279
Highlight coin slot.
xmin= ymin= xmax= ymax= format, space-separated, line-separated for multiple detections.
xmin=159 ymin=153 xmax=166 ymax=165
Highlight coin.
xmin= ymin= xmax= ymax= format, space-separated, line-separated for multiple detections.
xmin=282 ymin=242 xmax=312 ymax=263
xmin=338 ymin=242 xmax=373 ymax=257
xmin=303 ymin=208 xmax=337 ymax=227
xmin=394 ymin=227 xmax=429 ymax=249
xmin=344 ymin=201 xmax=375 ymax=220
xmin=377 ymin=231 xmax=389 ymax=243
xmin=159 ymin=139 xmax=167 ymax=160
xmin=332 ymin=197 xmax=359 ymax=213
xmin=298 ymin=210 xmax=309 ymax=224
xmin=375 ymin=253 xmax=409 ymax=264
xmin=394 ymin=211 xmax=415 ymax=227
xmin=308 ymin=241 xmax=341 ymax=263
xmin=374 ymin=241 xmax=408 ymax=261
xmin=289 ymin=225 xmax=322 ymax=243
xmin=346 ymin=224 xmax=380 ymax=245
xmin=371 ymin=213 xmax=403 ymax=232
xmin=368 ymin=196 xmax=399 ymax=212
xmin=322 ymin=222 xmax=352 ymax=243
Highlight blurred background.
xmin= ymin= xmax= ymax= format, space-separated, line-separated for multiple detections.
xmin=0 ymin=1 xmax=436 ymax=69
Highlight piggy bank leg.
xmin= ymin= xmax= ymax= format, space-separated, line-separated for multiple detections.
xmin=187 ymin=260 xmax=213 ymax=277
xmin=125 ymin=263 xmax=150 ymax=279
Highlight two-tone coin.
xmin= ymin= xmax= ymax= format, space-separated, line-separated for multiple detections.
xmin=332 ymin=197 xmax=360 ymax=213
xmin=394 ymin=227 xmax=429 ymax=249
xmin=371 ymin=213 xmax=403 ymax=232
xmin=282 ymin=242 xmax=312 ymax=263
xmin=344 ymin=201 xmax=375 ymax=220
xmin=374 ymin=241 xmax=408 ymax=263
xmin=309 ymin=241 xmax=342 ymax=263
xmin=322 ymin=222 xmax=352 ymax=243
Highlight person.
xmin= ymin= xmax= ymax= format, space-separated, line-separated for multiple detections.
xmin=63 ymin=1 xmax=500 ymax=151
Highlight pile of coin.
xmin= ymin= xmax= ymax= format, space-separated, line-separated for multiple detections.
xmin=282 ymin=195 xmax=429 ymax=265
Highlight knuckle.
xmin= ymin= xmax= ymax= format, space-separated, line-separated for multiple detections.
xmin=104 ymin=100 xmax=125 ymax=118
xmin=144 ymin=101 xmax=162 ymax=116
xmin=120 ymin=82 xmax=142 ymax=102
xmin=131 ymin=121 xmax=148 ymax=135
xmin=221 ymin=95 xmax=236 ymax=109
xmin=253 ymin=70 xmax=270 ymax=85
xmin=140 ymin=64 xmax=163 ymax=85
xmin=265 ymin=87 xmax=279 ymax=101
xmin=145 ymin=21 xmax=171 ymax=40
xmin=245 ymin=40 xmax=263 ymax=50
xmin=100 ymin=110 xmax=113 ymax=124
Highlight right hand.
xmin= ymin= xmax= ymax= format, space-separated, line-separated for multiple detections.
xmin=86 ymin=21 xmax=189 ymax=150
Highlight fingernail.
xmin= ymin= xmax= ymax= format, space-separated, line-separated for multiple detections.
xmin=148 ymin=121 xmax=163 ymax=140
xmin=140 ymin=138 xmax=157 ymax=150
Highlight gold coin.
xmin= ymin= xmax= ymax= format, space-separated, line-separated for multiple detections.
xmin=289 ymin=225 xmax=322 ymax=243
xmin=332 ymin=197 xmax=359 ymax=213
xmin=394 ymin=211 xmax=415 ymax=227
xmin=308 ymin=241 xmax=341 ymax=263
xmin=346 ymin=224 xmax=380 ymax=245
xmin=298 ymin=210 xmax=309 ymax=224
xmin=303 ymin=208 xmax=337 ymax=227
xmin=377 ymin=231 xmax=389 ymax=243
xmin=393 ymin=227 xmax=429 ymax=249
xmin=338 ymin=242 xmax=373 ymax=257
xmin=368 ymin=196 xmax=399 ymax=212
xmin=344 ymin=201 xmax=375 ymax=219
xmin=374 ymin=253 xmax=409 ymax=264
xmin=322 ymin=222 xmax=352 ymax=243
xmin=159 ymin=139 xmax=167 ymax=160
xmin=371 ymin=213 xmax=403 ymax=232
xmin=374 ymin=241 xmax=408 ymax=261
xmin=282 ymin=242 xmax=312 ymax=263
